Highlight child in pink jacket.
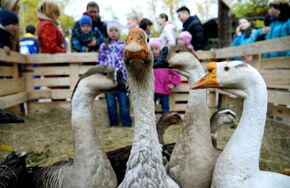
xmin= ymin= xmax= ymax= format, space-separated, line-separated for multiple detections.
xmin=149 ymin=38 xmax=181 ymax=113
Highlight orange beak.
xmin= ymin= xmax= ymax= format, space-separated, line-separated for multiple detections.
xmin=192 ymin=62 xmax=219 ymax=89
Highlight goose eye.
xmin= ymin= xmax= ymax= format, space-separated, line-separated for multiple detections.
xmin=224 ymin=66 xmax=230 ymax=71
xmin=147 ymin=38 xmax=149 ymax=43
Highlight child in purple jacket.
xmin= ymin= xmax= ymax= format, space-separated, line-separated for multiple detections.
xmin=150 ymin=38 xmax=181 ymax=114
xmin=98 ymin=20 xmax=131 ymax=127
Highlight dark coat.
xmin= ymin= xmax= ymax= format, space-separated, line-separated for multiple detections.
xmin=0 ymin=28 xmax=12 ymax=48
xmin=183 ymin=15 xmax=206 ymax=50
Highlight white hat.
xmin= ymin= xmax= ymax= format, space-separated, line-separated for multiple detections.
xmin=268 ymin=0 xmax=289 ymax=5
xmin=107 ymin=20 xmax=121 ymax=34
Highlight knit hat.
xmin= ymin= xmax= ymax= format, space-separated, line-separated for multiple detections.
xmin=179 ymin=31 xmax=192 ymax=45
xmin=79 ymin=15 xmax=92 ymax=26
xmin=149 ymin=38 xmax=162 ymax=49
xmin=268 ymin=0 xmax=289 ymax=5
xmin=107 ymin=20 xmax=121 ymax=33
xmin=0 ymin=8 xmax=19 ymax=26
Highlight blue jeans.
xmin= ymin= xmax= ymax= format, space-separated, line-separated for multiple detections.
xmin=154 ymin=93 xmax=170 ymax=114
xmin=105 ymin=92 xmax=132 ymax=127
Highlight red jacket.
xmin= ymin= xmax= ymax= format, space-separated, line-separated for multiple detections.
xmin=37 ymin=19 xmax=65 ymax=53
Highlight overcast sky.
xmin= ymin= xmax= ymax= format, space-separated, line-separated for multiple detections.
xmin=64 ymin=0 xmax=218 ymax=31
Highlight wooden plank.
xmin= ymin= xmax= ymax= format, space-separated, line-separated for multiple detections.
xmin=32 ymin=77 xmax=70 ymax=87
xmin=24 ymin=72 xmax=33 ymax=93
xmin=27 ymin=53 xmax=99 ymax=64
xmin=29 ymin=89 xmax=72 ymax=100
xmin=172 ymin=93 xmax=189 ymax=101
xmin=79 ymin=65 xmax=96 ymax=74
xmin=32 ymin=66 xmax=70 ymax=75
xmin=261 ymin=70 xmax=290 ymax=87
xmin=267 ymin=85 xmax=290 ymax=90
xmin=244 ymin=54 xmax=261 ymax=70
xmin=12 ymin=64 xmax=19 ymax=78
xmin=215 ymin=36 xmax=290 ymax=58
xmin=170 ymin=103 xmax=187 ymax=111
xmin=0 ymin=66 xmax=13 ymax=76
xmin=0 ymin=79 xmax=26 ymax=97
xmin=195 ymin=51 xmax=216 ymax=60
xmin=173 ymin=83 xmax=189 ymax=92
xmin=261 ymin=57 xmax=290 ymax=69
xmin=208 ymin=90 xmax=217 ymax=115
xmin=0 ymin=92 xmax=28 ymax=109
xmin=267 ymin=104 xmax=290 ymax=125
xmin=268 ymin=90 xmax=290 ymax=106
xmin=0 ymin=49 xmax=27 ymax=64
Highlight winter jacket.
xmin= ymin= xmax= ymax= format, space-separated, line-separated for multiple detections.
xmin=159 ymin=22 xmax=176 ymax=47
xmin=0 ymin=27 xmax=12 ymax=48
xmin=37 ymin=19 xmax=65 ymax=53
xmin=71 ymin=24 xmax=105 ymax=52
xmin=257 ymin=17 xmax=290 ymax=58
xmin=19 ymin=33 xmax=39 ymax=54
xmin=98 ymin=40 xmax=127 ymax=79
xmin=231 ymin=29 xmax=259 ymax=47
xmin=183 ymin=15 xmax=206 ymax=50
xmin=154 ymin=68 xmax=181 ymax=95
xmin=71 ymin=18 xmax=106 ymax=52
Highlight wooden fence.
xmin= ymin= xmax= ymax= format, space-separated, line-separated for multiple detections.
xmin=0 ymin=36 xmax=289 ymax=125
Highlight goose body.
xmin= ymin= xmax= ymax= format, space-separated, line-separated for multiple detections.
xmin=192 ymin=61 xmax=290 ymax=188
xmin=119 ymin=28 xmax=179 ymax=188
xmin=33 ymin=66 xmax=119 ymax=188
xmin=162 ymin=46 xmax=220 ymax=188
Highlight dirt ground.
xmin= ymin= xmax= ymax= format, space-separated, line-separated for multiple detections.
xmin=0 ymin=105 xmax=290 ymax=174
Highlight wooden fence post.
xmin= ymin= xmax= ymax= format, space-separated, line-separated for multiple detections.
xmin=69 ymin=63 xmax=79 ymax=91
xmin=208 ymin=89 xmax=217 ymax=116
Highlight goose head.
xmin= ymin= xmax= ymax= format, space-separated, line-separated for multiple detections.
xmin=210 ymin=108 xmax=237 ymax=134
xmin=71 ymin=65 xmax=126 ymax=98
xmin=167 ymin=46 xmax=201 ymax=78
xmin=124 ymin=28 xmax=152 ymax=73
xmin=157 ymin=112 xmax=182 ymax=143
xmin=192 ymin=61 xmax=263 ymax=97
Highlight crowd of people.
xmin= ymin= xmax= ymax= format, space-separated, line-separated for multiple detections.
xmin=0 ymin=0 xmax=290 ymax=127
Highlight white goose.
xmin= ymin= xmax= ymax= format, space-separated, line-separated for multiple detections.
xmin=165 ymin=46 xmax=220 ymax=188
xmin=192 ymin=61 xmax=290 ymax=188
xmin=33 ymin=66 xmax=118 ymax=188
xmin=119 ymin=27 xmax=179 ymax=188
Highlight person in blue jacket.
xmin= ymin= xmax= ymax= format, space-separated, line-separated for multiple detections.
xmin=256 ymin=0 xmax=290 ymax=58
xmin=19 ymin=25 xmax=39 ymax=54
xmin=231 ymin=18 xmax=258 ymax=47
xmin=231 ymin=18 xmax=259 ymax=60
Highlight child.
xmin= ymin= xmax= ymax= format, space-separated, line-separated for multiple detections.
xmin=98 ymin=20 xmax=132 ymax=127
xmin=177 ymin=31 xmax=194 ymax=50
xmin=19 ymin=25 xmax=40 ymax=89
xmin=0 ymin=8 xmax=19 ymax=55
xmin=72 ymin=14 xmax=104 ymax=52
xmin=20 ymin=25 xmax=39 ymax=55
xmin=150 ymin=38 xmax=181 ymax=114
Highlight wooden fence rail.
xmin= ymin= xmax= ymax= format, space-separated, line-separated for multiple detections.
xmin=0 ymin=36 xmax=290 ymax=124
